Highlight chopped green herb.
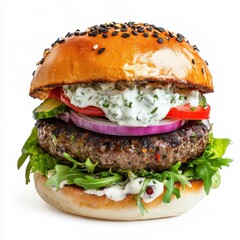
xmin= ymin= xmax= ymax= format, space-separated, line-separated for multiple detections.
xmin=179 ymin=95 xmax=187 ymax=101
xmin=125 ymin=101 xmax=132 ymax=108
xmin=170 ymin=96 xmax=176 ymax=103
xmin=102 ymin=100 xmax=109 ymax=108
xmin=150 ymin=107 xmax=158 ymax=114
xmin=190 ymin=106 xmax=196 ymax=111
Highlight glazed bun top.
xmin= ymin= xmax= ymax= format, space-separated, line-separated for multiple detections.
xmin=30 ymin=22 xmax=213 ymax=99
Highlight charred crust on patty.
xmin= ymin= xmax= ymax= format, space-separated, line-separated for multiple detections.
xmin=36 ymin=118 xmax=209 ymax=171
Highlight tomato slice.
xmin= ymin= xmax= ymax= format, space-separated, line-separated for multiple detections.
xmin=166 ymin=104 xmax=210 ymax=120
xmin=49 ymin=88 xmax=105 ymax=116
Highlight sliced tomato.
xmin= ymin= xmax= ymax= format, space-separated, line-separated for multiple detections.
xmin=166 ymin=104 xmax=210 ymax=120
xmin=49 ymin=88 xmax=105 ymax=116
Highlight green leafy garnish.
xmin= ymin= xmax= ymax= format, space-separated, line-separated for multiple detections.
xmin=18 ymin=127 xmax=232 ymax=215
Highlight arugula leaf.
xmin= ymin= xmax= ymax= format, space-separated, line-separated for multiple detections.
xmin=161 ymin=162 xmax=190 ymax=203
xmin=46 ymin=165 xmax=85 ymax=191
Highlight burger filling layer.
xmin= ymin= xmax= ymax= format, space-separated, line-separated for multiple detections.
xmin=63 ymin=82 xmax=203 ymax=126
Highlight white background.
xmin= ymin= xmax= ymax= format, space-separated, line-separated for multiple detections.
xmin=0 ymin=0 xmax=239 ymax=239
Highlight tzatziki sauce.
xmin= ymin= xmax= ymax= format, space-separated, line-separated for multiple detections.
xmin=85 ymin=178 xmax=164 ymax=203
xmin=63 ymin=83 xmax=202 ymax=126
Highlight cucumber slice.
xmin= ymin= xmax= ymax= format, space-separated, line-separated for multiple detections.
xmin=33 ymin=98 xmax=68 ymax=119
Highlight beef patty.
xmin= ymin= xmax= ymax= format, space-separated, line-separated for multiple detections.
xmin=37 ymin=119 xmax=209 ymax=171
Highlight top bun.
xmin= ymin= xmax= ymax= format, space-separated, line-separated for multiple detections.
xmin=30 ymin=22 xmax=213 ymax=99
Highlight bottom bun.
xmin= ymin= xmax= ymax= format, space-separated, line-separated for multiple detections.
xmin=34 ymin=172 xmax=205 ymax=221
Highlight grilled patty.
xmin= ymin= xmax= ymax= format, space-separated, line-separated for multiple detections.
xmin=37 ymin=119 xmax=209 ymax=171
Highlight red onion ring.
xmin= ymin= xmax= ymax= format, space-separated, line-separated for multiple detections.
xmin=60 ymin=110 xmax=185 ymax=136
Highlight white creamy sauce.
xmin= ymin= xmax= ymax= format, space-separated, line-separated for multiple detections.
xmin=63 ymin=83 xmax=201 ymax=126
xmin=85 ymin=178 xmax=164 ymax=203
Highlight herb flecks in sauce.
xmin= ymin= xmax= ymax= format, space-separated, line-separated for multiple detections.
xmin=63 ymin=82 xmax=203 ymax=126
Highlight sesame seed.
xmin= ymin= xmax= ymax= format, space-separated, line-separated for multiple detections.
xmin=205 ymin=60 xmax=209 ymax=65
xmin=154 ymin=26 xmax=165 ymax=32
xmin=32 ymin=70 xmax=35 ymax=76
xmin=157 ymin=37 xmax=164 ymax=44
xmin=137 ymin=27 xmax=144 ymax=33
xmin=146 ymin=27 xmax=152 ymax=31
xmin=201 ymin=68 xmax=204 ymax=74
xmin=143 ymin=23 xmax=148 ymax=26
xmin=127 ymin=21 xmax=134 ymax=27
xmin=121 ymin=28 xmax=127 ymax=32
xmin=74 ymin=30 xmax=80 ymax=36
xmin=153 ymin=32 xmax=158 ymax=38
xmin=98 ymin=48 xmax=105 ymax=54
xmin=165 ymin=36 xmax=170 ymax=40
xmin=58 ymin=38 xmax=65 ymax=43
xmin=192 ymin=59 xmax=195 ymax=64
xmin=193 ymin=45 xmax=200 ymax=51
xmin=37 ymin=58 xmax=44 ymax=65
xmin=169 ymin=32 xmax=174 ymax=38
xmin=43 ymin=48 xmax=50 ymax=58
xmin=132 ymin=30 xmax=138 ymax=36
xmin=102 ymin=33 xmax=108 ymax=38
xmin=121 ymin=33 xmax=130 ymax=38
xmin=112 ymin=31 xmax=119 ymax=36
xmin=93 ymin=44 xmax=98 ymax=50
xmin=176 ymin=37 xmax=182 ymax=42
xmin=177 ymin=33 xmax=184 ymax=39
xmin=51 ymin=38 xmax=59 ymax=47
xmin=143 ymin=32 xmax=149 ymax=38
xmin=89 ymin=31 xmax=98 ymax=37
xmin=65 ymin=32 xmax=71 ymax=38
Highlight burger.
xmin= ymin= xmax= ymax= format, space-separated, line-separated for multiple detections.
xmin=18 ymin=22 xmax=232 ymax=220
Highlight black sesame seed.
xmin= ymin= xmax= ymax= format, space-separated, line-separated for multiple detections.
xmin=74 ymin=30 xmax=80 ymax=36
xmin=177 ymin=33 xmax=184 ymax=39
xmin=32 ymin=70 xmax=35 ymax=76
xmin=112 ymin=31 xmax=119 ymax=36
xmin=143 ymin=32 xmax=149 ymax=38
xmin=146 ymin=27 xmax=152 ymax=31
xmin=153 ymin=32 xmax=158 ymax=38
xmin=205 ymin=60 xmax=209 ymax=65
xmin=51 ymin=38 xmax=59 ymax=47
xmin=157 ymin=37 xmax=164 ymax=44
xmin=169 ymin=32 xmax=174 ymax=38
xmin=192 ymin=59 xmax=195 ymax=64
xmin=132 ymin=30 xmax=138 ymax=36
xmin=80 ymin=31 xmax=87 ymax=36
xmin=201 ymin=68 xmax=204 ymax=74
xmin=121 ymin=28 xmax=128 ymax=32
xmin=39 ymin=58 xmax=44 ymax=64
xmin=121 ymin=33 xmax=130 ymax=38
xmin=137 ymin=27 xmax=144 ymax=33
xmin=98 ymin=48 xmax=105 ymax=54
xmin=89 ymin=31 xmax=98 ymax=37
xmin=154 ymin=26 xmax=165 ymax=32
xmin=102 ymin=28 xmax=109 ymax=33
xmin=102 ymin=33 xmax=108 ymax=38
xmin=176 ymin=37 xmax=182 ymax=42
xmin=128 ymin=21 xmax=134 ymax=27
xmin=143 ymin=23 xmax=148 ymax=26
xmin=65 ymin=32 xmax=71 ymax=38
xmin=193 ymin=45 xmax=200 ymax=51
xmin=58 ymin=38 xmax=65 ymax=43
